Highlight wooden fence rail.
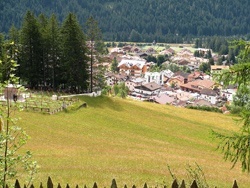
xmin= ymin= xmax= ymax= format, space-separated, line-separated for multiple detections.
xmin=11 ymin=177 xmax=239 ymax=188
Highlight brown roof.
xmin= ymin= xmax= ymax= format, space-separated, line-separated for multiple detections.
xmin=180 ymin=80 xmax=215 ymax=92
xmin=135 ymin=82 xmax=161 ymax=91
xmin=153 ymin=94 xmax=176 ymax=104
xmin=166 ymin=48 xmax=175 ymax=54
xmin=143 ymin=82 xmax=161 ymax=91
xmin=173 ymin=71 xmax=189 ymax=79
xmin=178 ymin=59 xmax=190 ymax=65
xmin=200 ymin=88 xmax=217 ymax=96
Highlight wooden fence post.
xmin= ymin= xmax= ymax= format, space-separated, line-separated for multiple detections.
xmin=14 ymin=179 xmax=21 ymax=188
xmin=143 ymin=183 xmax=148 ymax=188
xmin=40 ymin=182 xmax=43 ymax=188
xmin=190 ymin=180 xmax=198 ymax=188
xmin=171 ymin=179 xmax=178 ymax=188
xmin=180 ymin=180 xmax=186 ymax=188
xmin=111 ymin=179 xmax=117 ymax=188
xmin=57 ymin=183 xmax=62 ymax=188
xmin=93 ymin=182 xmax=98 ymax=188
xmin=232 ymin=180 xmax=238 ymax=188
xmin=47 ymin=177 xmax=53 ymax=188
xmin=123 ymin=184 xmax=127 ymax=188
xmin=66 ymin=184 xmax=70 ymax=188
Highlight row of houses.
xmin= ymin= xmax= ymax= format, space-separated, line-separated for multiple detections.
xmin=103 ymin=45 xmax=235 ymax=107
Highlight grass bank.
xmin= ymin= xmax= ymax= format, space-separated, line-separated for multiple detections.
xmin=17 ymin=96 xmax=248 ymax=187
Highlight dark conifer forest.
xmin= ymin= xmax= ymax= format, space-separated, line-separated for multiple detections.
xmin=0 ymin=0 xmax=250 ymax=42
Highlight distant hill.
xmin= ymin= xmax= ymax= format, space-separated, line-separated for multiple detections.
xmin=0 ymin=0 xmax=250 ymax=42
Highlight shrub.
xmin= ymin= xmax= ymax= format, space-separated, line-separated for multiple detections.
xmin=186 ymin=105 xmax=222 ymax=113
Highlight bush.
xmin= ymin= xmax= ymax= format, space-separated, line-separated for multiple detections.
xmin=186 ymin=105 xmax=222 ymax=113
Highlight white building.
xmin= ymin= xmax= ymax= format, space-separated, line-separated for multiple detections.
xmin=144 ymin=70 xmax=174 ymax=85
xmin=144 ymin=72 xmax=164 ymax=85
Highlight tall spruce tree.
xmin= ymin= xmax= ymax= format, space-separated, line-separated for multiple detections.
xmin=19 ymin=11 xmax=43 ymax=88
xmin=38 ymin=13 xmax=50 ymax=88
xmin=85 ymin=16 xmax=105 ymax=92
xmin=61 ymin=13 xmax=89 ymax=93
xmin=47 ymin=14 xmax=61 ymax=90
xmin=8 ymin=25 xmax=19 ymax=44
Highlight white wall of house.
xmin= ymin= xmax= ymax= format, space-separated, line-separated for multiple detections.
xmin=144 ymin=72 xmax=164 ymax=85
xmin=200 ymin=94 xmax=217 ymax=104
xmin=221 ymin=89 xmax=237 ymax=102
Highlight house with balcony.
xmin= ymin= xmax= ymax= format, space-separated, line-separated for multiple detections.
xmin=118 ymin=59 xmax=147 ymax=77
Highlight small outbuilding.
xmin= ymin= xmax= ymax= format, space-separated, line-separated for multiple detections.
xmin=4 ymin=84 xmax=20 ymax=101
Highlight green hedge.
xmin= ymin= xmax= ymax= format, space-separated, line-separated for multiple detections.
xmin=186 ymin=105 xmax=222 ymax=113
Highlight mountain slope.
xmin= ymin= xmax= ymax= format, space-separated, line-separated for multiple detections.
xmin=0 ymin=0 xmax=250 ymax=41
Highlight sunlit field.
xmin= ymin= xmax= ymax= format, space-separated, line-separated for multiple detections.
xmin=16 ymin=96 xmax=250 ymax=187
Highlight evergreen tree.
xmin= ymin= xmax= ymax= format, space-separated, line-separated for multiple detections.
xmin=156 ymin=55 xmax=165 ymax=66
xmin=129 ymin=29 xmax=142 ymax=42
xmin=61 ymin=13 xmax=89 ymax=93
xmin=213 ymin=41 xmax=250 ymax=173
xmin=19 ymin=11 xmax=43 ymax=88
xmin=47 ymin=14 xmax=61 ymax=90
xmin=85 ymin=16 xmax=105 ymax=92
xmin=199 ymin=62 xmax=210 ymax=73
xmin=111 ymin=57 xmax=119 ymax=73
xmin=38 ymin=13 xmax=50 ymax=87
xmin=207 ymin=50 xmax=212 ymax=59
xmin=8 ymin=25 xmax=19 ymax=44
xmin=228 ymin=48 xmax=236 ymax=64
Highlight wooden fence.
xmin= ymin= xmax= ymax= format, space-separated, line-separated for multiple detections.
xmin=11 ymin=177 xmax=239 ymax=188
xmin=0 ymin=97 xmax=81 ymax=115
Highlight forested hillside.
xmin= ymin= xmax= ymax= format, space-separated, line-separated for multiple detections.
xmin=0 ymin=0 xmax=250 ymax=42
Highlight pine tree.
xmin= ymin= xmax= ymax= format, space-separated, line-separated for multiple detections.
xmin=19 ymin=11 xmax=43 ymax=89
xmin=47 ymin=14 xmax=62 ymax=90
xmin=61 ymin=13 xmax=89 ymax=93
xmin=85 ymin=16 xmax=105 ymax=92
xmin=8 ymin=25 xmax=19 ymax=44
xmin=38 ymin=13 xmax=50 ymax=88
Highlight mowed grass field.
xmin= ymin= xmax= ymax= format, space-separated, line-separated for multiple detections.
xmin=16 ymin=96 xmax=250 ymax=187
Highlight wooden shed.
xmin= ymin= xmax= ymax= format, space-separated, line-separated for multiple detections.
xmin=4 ymin=85 xmax=18 ymax=100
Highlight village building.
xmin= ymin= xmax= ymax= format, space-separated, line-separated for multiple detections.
xmin=118 ymin=59 xmax=147 ymax=77
xmin=179 ymin=79 xmax=215 ymax=93
xmin=200 ymin=88 xmax=218 ymax=104
xmin=144 ymin=72 xmax=164 ymax=85
xmin=125 ymin=77 xmax=144 ymax=92
xmin=133 ymin=82 xmax=161 ymax=100
xmin=210 ymin=65 xmax=230 ymax=74
xmin=188 ymin=71 xmax=205 ymax=82
xmin=152 ymin=93 xmax=176 ymax=105
xmin=105 ymin=72 xmax=128 ymax=86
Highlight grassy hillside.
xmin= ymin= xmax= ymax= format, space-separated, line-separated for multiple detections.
xmin=16 ymin=96 xmax=249 ymax=187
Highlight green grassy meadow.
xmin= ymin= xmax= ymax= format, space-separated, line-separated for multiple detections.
xmin=16 ymin=96 xmax=250 ymax=187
